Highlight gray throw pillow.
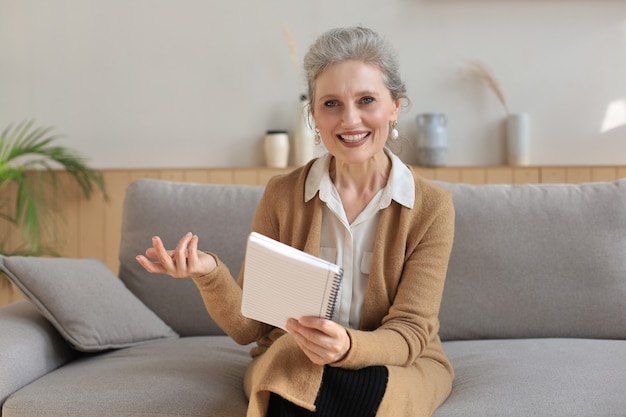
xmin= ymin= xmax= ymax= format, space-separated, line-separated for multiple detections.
xmin=0 ymin=256 xmax=178 ymax=352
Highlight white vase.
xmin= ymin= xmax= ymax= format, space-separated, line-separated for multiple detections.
xmin=293 ymin=95 xmax=315 ymax=166
xmin=264 ymin=130 xmax=289 ymax=168
xmin=506 ymin=113 xmax=530 ymax=166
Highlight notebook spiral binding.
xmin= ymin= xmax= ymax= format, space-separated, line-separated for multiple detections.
xmin=325 ymin=268 xmax=344 ymax=320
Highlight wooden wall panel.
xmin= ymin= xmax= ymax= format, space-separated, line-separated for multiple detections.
xmin=513 ymin=168 xmax=541 ymax=184
xmin=207 ymin=169 xmax=236 ymax=184
xmin=485 ymin=168 xmax=514 ymax=184
xmin=434 ymin=168 xmax=461 ymax=183
xmin=184 ymin=170 xmax=210 ymax=184
xmin=540 ymin=167 xmax=567 ymax=183
xmin=233 ymin=169 xmax=260 ymax=185
xmin=0 ymin=283 xmax=22 ymax=305
xmin=413 ymin=167 xmax=436 ymax=180
xmin=590 ymin=167 xmax=616 ymax=182
xmin=259 ymin=168 xmax=289 ymax=185
xmin=459 ymin=168 xmax=487 ymax=184
xmin=5 ymin=182 xmax=21 ymax=254
xmin=57 ymin=175 xmax=81 ymax=258
xmin=78 ymin=174 xmax=107 ymax=259
xmin=0 ymin=183 xmax=15 ymax=254
xmin=101 ymin=171 xmax=132 ymax=272
xmin=1 ymin=165 xmax=625 ymax=307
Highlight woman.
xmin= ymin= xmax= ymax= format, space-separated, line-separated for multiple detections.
xmin=137 ymin=26 xmax=455 ymax=417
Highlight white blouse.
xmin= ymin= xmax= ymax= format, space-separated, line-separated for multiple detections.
xmin=304 ymin=149 xmax=415 ymax=329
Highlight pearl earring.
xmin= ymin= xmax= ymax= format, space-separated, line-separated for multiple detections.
xmin=390 ymin=121 xmax=399 ymax=140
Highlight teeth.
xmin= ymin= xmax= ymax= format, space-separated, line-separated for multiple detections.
xmin=340 ymin=133 xmax=368 ymax=142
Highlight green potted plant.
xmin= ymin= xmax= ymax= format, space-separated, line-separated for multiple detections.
xmin=0 ymin=120 xmax=107 ymax=264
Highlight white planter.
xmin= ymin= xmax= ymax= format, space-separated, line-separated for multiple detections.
xmin=264 ymin=131 xmax=289 ymax=168
xmin=506 ymin=113 xmax=530 ymax=166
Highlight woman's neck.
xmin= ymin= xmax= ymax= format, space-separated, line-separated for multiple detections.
xmin=330 ymin=150 xmax=391 ymax=197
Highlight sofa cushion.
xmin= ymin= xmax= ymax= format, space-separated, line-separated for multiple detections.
xmin=1 ymin=336 xmax=250 ymax=417
xmin=0 ymin=256 xmax=178 ymax=352
xmin=436 ymin=179 xmax=626 ymax=341
xmin=0 ymin=301 xmax=77 ymax=407
xmin=118 ymin=179 xmax=264 ymax=336
xmin=435 ymin=338 xmax=626 ymax=417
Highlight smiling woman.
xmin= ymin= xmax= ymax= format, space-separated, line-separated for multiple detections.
xmin=134 ymin=26 xmax=456 ymax=417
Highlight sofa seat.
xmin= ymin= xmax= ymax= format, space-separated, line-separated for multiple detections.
xmin=435 ymin=338 xmax=626 ymax=417
xmin=2 ymin=336 xmax=251 ymax=417
xmin=6 ymin=333 xmax=626 ymax=417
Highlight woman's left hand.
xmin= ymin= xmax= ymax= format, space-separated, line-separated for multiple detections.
xmin=286 ymin=317 xmax=351 ymax=365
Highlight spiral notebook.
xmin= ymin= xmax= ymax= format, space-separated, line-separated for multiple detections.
xmin=241 ymin=232 xmax=343 ymax=331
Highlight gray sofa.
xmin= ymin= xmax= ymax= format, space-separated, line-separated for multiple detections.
xmin=1 ymin=176 xmax=625 ymax=417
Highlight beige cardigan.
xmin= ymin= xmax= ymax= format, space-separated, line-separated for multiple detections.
xmin=193 ymin=160 xmax=455 ymax=417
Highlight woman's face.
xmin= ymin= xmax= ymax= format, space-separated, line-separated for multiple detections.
xmin=311 ymin=60 xmax=400 ymax=166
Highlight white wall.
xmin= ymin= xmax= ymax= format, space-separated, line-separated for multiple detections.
xmin=1 ymin=0 xmax=625 ymax=169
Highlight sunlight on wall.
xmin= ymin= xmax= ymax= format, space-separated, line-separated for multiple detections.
xmin=601 ymin=99 xmax=626 ymax=133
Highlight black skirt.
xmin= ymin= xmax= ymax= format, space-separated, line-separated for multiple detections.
xmin=267 ymin=365 xmax=388 ymax=417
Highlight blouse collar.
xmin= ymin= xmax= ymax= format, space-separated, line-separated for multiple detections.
xmin=304 ymin=148 xmax=415 ymax=209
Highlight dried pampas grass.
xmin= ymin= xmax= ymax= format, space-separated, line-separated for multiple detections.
xmin=464 ymin=60 xmax=510 ymax=115
xmin=281 ymin=20 xmax=299 ymax=71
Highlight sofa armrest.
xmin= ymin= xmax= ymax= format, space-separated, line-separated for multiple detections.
xmin=0 ymin=300 xmax=78 ymax=405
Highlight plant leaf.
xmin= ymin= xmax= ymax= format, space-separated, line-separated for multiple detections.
xmin=0 ymin=119 xmax=108 ymax=257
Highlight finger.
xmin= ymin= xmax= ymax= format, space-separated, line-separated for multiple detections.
xmin=145 ymin=247 xmax=173 ymax=259
xmin=151 ymin=236 xmax=176 ymax=271
xmin=186 ymin=234 xmax=202 ymax=275
xmin=135 ymin=254 xmax=166 ymax=274
xmin=291 ymin=330 xmax=333 ymax=365
xmin=298 ymin=341 xmax=327 ymax=365
xmin=173 ymin=232 xmax=194 ymax=276
xmin=297 ymin=316 xmax=339 ymax=338
xmin=288 ymin=320 xmax=330 ymax=354
xmin=289 ymin=318 xmax=349 ymax=363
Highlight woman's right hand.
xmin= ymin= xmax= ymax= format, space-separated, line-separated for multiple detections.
xmin=135 ymin=232 xmax=217 ymax=279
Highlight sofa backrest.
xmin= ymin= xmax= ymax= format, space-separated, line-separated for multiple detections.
xmin=436 ymin=179 xmax=626 ymax=341
xmin=119 ymin=178 xmax=626 ymax=341
xmin=118 ymin=179 xmax=264 ymax=336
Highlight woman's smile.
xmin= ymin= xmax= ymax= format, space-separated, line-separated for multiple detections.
xmin=338 ymin=131 xmax=371 ymax=145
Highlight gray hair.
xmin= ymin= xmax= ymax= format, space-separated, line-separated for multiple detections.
xmin=303 ymin=27 xmax=408 ymax=107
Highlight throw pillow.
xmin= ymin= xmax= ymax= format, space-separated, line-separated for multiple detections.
xmin=0 ymin=256 xmax=178 ymax=352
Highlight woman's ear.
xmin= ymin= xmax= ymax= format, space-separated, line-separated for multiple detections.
xmin=391 ymin=98 xmax=401 ymax=119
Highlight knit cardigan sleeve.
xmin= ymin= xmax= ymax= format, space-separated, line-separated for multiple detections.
xmin=191 ymin=166 xmax=311 ymax=347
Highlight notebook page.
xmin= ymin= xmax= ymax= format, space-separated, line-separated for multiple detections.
xmin=249 ymin=232 xmax=336 ymax=270
xmin=241 ymin=232 xmax=342 ymax=331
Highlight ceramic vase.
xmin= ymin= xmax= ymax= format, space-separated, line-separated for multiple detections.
xmin=264 ymin=130 xmax=289 ymax=168
xmin=293 ymin=95 xmax=315 ymax=166
xmin=415 ymin=113 xmax=448 ymax=166
xmin=506 ymin=113 xmax=530 ymax=166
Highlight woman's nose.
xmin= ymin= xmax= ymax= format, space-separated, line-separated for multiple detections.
xmin=341 ymin=104 xmax=361 ymax=127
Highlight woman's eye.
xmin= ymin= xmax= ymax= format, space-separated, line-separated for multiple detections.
xmin=324 ymin=100 xmax=338 ymax=107
xmin=360 ymin=96 xmax=375 ymax=104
